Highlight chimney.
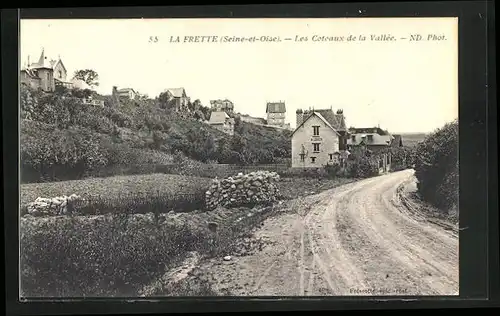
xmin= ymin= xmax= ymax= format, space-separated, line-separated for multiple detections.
xmin=296 ymin=109 xmax=304 ymax=127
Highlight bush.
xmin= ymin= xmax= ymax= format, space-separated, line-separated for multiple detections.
xmin=21 ymin=121 xmax=108 ymax=182
xmin=20 ymin=215 xmax=207 ymax=297
xmin=414 ymin=120 xmax=458 ymax=212
xmin=346 ymin=155 xmax=379 ymax=178
xmin=324 ymin=163 xmax=342 ymax=178
xmin=391 ymin=146 xmax=416 ymax=171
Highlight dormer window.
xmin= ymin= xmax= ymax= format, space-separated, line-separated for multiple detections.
xmin=367 ymin=135 xmax=373 ymax=141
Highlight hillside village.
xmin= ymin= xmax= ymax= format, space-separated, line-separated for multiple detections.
xmin=19 ymin=47 xmax=458 ymax=299
xmin=21 ymin=49 xmax=405 ymax=176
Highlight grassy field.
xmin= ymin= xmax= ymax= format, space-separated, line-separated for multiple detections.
xmin=19 ymin=170 xmax=361 ymax=297
xmin=20 ymin=173 xmax=212 ymax=207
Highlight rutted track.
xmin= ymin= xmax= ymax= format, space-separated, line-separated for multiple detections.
xmin=193 ymin=170 xmax=459 ymax=296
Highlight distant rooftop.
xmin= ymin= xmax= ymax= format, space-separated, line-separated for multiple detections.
xmin=266 ymin=101 xmax=286 ymax=113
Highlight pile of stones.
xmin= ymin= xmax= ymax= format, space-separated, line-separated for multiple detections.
xmin=205 ymin=171 xmax=280 ymax=210
xmin=25 ymin=194 xmax=83 ymax=217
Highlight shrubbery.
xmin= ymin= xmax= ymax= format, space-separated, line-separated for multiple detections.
xmin=414 ymin=120 xmax=458 ymax=212
xmin=344 ymin=153 xmax=380 ymax=178
xmin=20 ymin=215 xmax=207 ymax=297
xmin=391 ymin=146 xmax=416 ymax=171
xmin=20 ymin=85 xmax=293 ymax=182
xmin=21 ymin=121 xmax=108 ymax=182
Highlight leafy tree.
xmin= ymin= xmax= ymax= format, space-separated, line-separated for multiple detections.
xmin=73 ymin=69 xmax=100 ymax=88
xmin=70 ymin=88 xmax=93 ymax=99
xmin=158 ymin=91 xmax=174 ymax=110
xmin=414 ymin=120 xmax=458 ymax=212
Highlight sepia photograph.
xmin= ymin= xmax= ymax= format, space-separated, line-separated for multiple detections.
xmin=19 ymin=17 xmax=459 ymax=298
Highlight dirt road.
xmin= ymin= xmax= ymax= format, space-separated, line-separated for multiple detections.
xmin=196 ymin=170 xmax=459 ymax=296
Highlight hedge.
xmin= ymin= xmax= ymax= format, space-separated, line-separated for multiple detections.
xmin=414 ymin=120 xmax=458 ymax=212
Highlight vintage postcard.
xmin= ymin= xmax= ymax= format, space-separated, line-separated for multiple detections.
xmin=19 ymin=17 xmax=459 ymax=298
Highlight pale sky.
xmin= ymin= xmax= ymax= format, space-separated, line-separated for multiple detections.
xmin=20 ymin=18 xmax=458 ymax=133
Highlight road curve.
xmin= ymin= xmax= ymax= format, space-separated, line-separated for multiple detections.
xmin=200 ymin=170 xmax=459 ymax=296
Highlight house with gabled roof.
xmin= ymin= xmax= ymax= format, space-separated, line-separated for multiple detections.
xmin=21 ymin=49 xmax=72 ymax=92
xmin=164 ymin=87 xmax=190 ymax=111
xmin=346 ymin=126 xmax=401 ymax=173
xmin=207 ymin=111 xmax=235 ymax=135
xmin=291 ymin=109 xmax=350 ymax=168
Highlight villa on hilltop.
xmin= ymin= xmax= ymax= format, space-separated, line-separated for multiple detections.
xmin=20 ymin=49 xmax=90 ymax=92
xmin=208 ymin=111 xmax=235 ymax=136
xmin=210 ymin=99 xmax=234 ymax=113
xmin=164 ymin=87 xmax=190 ymax=112
xmin=266 ymin=101 xmax=287 ymax=128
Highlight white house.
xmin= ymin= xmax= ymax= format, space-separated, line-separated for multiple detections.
xmin=291 ymin=111 xmax=347 ymax=168
xmin=117 ymin=88 xmax=137 ymax=100
xmin=207 ymin=111 xmax=235 ymax=136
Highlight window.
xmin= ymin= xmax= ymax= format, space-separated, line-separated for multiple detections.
xmin=310 ymin=157 xmax=316 ymax=163
xmin=300 ymin=154 xmax=305 ymax=162
xmin=313 ymin=143 xmax=320 ymax=152
xmin=329 ymin=154 xmax=333 ymax=160
xmin=313 ymin=126 xmax=320 ymax=136
xmin=351 ymin=135 xmax=356 ymax=141
xmin=58 ymin=70 xmax=62 ymax=78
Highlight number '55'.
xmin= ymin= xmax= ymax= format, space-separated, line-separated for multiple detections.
xmin=149 ymin=36 xmax=158 ymax=43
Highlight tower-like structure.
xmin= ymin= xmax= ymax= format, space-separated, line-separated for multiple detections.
xmin=266 ymin=101 xmax=286 ymax=127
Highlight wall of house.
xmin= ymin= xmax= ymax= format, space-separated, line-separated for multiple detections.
xmin=291 ymin=115 xmax=340 ymax=168
xmin=53 ymin=62 xmax=67 ymax=81
xmin=21 ymin=73 xmax=41 ymax=90
xmin=267 ymin=112 xmax=286 ymax=126
xmin=37 ymin=69 xmax=55 ymax=92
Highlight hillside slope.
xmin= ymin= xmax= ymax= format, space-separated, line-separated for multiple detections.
xmin=20 ymin=86 xmax=291 ymax=182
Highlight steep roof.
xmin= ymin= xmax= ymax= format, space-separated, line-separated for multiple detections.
xmin=303 ymin=109 xmax=347 ymax=131
xmin=347 ymin=133 xmax=393 ymax=146
xmin=208 ymin=111 xmax=230 ymax=124
xmin=29 ymin=49 xmax=53 ymax=69
xmin=51 ymin=59 xmax=67 ymax=73
xmin=165 ymin=88 xmax=186 ymax=98
xmin=21 ymin=68 xmax=40 ymax=79
xmin=266 ymin=102 xmax=286 ymax=113
xmin=29 ymin=50 xmax=66 ymax=72
xmin=291 ymin=111 xmax=341 ymax=137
